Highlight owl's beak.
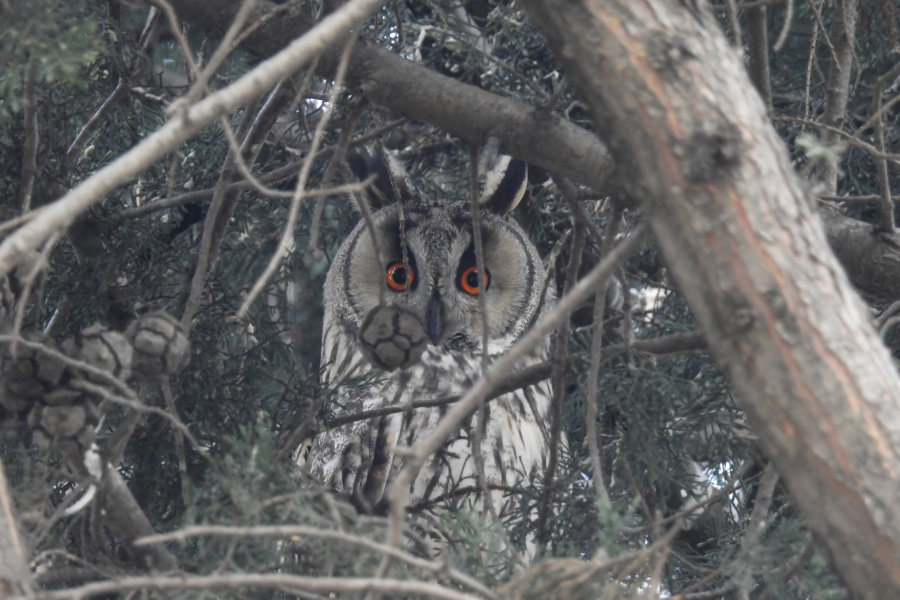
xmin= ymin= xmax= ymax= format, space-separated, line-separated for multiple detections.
xmin=426 ymin=296 xmax=442 ymax=345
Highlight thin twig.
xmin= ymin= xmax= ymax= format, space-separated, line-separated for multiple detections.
xmin=776 ymin=115 xmax=900 ymax=167
xmin=17 ymin=67 xmax=38 ymax=212
xmin=10 ymin=232 xmax=58 ymax=357
xmin=146 ymin=0 xmax=200 ymax=82
xmin=320 ymin=329 xmax=706 ymax=430
xmin=306 ymin=103 xmax=367 ymax=253
xmin=852 ymin=87 xmax=900 ymax=137
xmin=216 ymin=114 xmax=289 ymax=198
xmin=12 ymin=573 xmax=484 ymax=600
xmin=872 ymin=70 xmax=898 ymax=233
xmin=733 ymin=463 xmax=779 ymax=600
xmin=802 ymin=4 xmax=819 ymax=126
xmin=772 ymin=0 xmax=794 ymax=52
xmin=137 ymin=525 xmax=497 ymax=600
xmin=805 ymin=0 xmax=841 ymax=72
xmin=724 ymin=0 xmax=743 ymax=48
xmin=65 ymin=79 xmax=130 ymax=172
xmin=0 ymin=209 xmax=42 ymax=236
xmin=710 ymin=0 xmax=788 ymax=11
xmin=583 ymin=202 xmax=621 ymax=508
xmin=0 ymin=459 xmax=31 ymax=593
xmin=818 ymin=193 xmax=883 ymax=202
xmin=238 ymin=37 xmax=357 ymax=318
xmin=180 ymin=0 xmax=256 ymax=108
xmin=114 ymin=118 xmax=409 ymax=220
xmin=162 ymin=380 xmax=191 ymax=509
xmin=466 ymin=144 xmax=520 ymax=566
xmin=181 ymin=100 xmax=259 ymax=329
xmin=432 ymin=23 xmax=549 ymax=101
xmin=386 ymin=223 xmax=651 ymax=550
xmin=0 ymin=0 xmax=386 ymax=277
xmin=69 ymin=379 xmax=206 ymax=459
xmin=746 ymin=6 xmax=772 ymax=111
xmin=467 ymin=145 xmax=495 ymax=520
xmin=537 ymin=202 xmax=586 ymax=545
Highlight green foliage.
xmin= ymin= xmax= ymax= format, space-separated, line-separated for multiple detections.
xmin=0 ymin=0 xmax=891 ymax=598
xmin=0 ymin=0 xmax=101 ymax=119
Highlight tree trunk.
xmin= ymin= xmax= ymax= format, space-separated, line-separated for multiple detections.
xmin=520 ymin=1 xmax=900 ymax=598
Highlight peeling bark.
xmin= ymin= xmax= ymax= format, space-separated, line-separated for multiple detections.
xmin=519 ymin=1 xmax=900 ymax=598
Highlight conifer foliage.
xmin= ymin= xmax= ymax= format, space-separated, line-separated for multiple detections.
xmin=1 ymin=0 xmax=899 ymax=598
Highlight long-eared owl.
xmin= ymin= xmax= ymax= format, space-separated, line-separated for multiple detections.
xmin=303 ymin=148 xmax=556 ymax=526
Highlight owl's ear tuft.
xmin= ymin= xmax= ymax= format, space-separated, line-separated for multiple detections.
xmin=479 ymin=155 xmax=528 ymax=215
xmin=347 ymin=147 xmax=413 ymax=210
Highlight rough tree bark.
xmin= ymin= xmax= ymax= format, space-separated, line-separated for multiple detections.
xmin=166 ymin=0 xmax=618 ymax=195
xmin=166 ymin=0 xmax=900 ymax=306
xmin=518 ymin=1 xmax=900 ymax=599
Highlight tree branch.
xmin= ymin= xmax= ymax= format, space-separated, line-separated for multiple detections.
xmin=167 ymin=0 xmax=618 ymax=195
xmin=0 ymin=0 xmax=386 ymax=277
xmin=520 ymin=1 xmax=900 ymax=598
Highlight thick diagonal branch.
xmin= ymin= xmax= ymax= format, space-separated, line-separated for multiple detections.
xmin=520 ymin=1 xmax=900 ymax=598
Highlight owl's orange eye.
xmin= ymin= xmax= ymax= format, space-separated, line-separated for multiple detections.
xmin=460 ymin=266 xmax=489 ymax=295
xmin=386 ymin=262 xmax=414 ymax=291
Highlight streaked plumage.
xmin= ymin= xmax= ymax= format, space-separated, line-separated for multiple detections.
xmin=303 ymin=149 xmax=555 ymax=531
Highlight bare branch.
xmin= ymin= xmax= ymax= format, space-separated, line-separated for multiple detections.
xmin=162 ymin=380 xmax=191 ymax=509
xmin=536 ymin=197 xmax=586 ymax=545
xmin=582 ymin=200 xmax=621 ymax=508
xmin=0 ymin=0 xmax=386 ymax=277
xmin=238 ymin=37 xmax=356 ymax=318
xmin=16 ymin=67 xmax=38 ymax=213
xmin=15 ymin=573 xmax=484 ymax=600
xmin=169 ymin=0 xmax=617 ymax=196
xmin=65 ymin=80 xmax=130 ymax=172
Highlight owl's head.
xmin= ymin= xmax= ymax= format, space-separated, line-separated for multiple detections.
xmin=325 ymin=148 xmax=552 ymax=366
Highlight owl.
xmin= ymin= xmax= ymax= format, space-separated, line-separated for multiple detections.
xmin=303 ymin=148 xmax=556 ymax=535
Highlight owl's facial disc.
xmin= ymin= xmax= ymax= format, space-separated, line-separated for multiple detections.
xmin=344 ymin=203 xmax=541 ymax=355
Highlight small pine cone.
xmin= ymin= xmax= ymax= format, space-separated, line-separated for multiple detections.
xmin=126 ymin=312 xmax=190 ymax=378
xmin=0 ymin=335 xmax=66 ymax=413
xmin=28 ymin=388 xmax=102 ymax=453
xmin=358 ymin=303 xmax=428 ymax=371
xmin=76 ymin=323 xmax=133 ymax=381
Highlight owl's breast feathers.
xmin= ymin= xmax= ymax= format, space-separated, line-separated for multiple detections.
xmin=306 ymin=345 xmax=552 ymax=515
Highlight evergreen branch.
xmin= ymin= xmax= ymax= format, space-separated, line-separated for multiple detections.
xmin=0 ymin=0 xmax=386 ymax=277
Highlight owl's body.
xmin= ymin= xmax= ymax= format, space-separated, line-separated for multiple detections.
xmin=305 ymin=152 xmax=555 ymax=526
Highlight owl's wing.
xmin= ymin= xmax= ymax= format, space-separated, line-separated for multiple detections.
xmin=307 ymin=393 xmax=402 ymax=513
